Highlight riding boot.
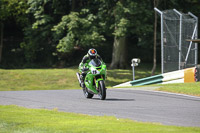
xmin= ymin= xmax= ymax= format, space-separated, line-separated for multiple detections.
xmin=80 ymin=73 xmax=86 ymax=88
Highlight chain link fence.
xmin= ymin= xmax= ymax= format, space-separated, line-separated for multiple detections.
xmin=155 ymin=8 xmax=198 ymax=73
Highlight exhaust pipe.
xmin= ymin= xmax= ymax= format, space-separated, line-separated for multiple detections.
xmin=76 ymin=72 xmax=82 ymax=86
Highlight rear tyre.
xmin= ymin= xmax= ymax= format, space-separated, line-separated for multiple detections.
xmin=98 ymin=80 xmax=106 ymax=100
xmin=83 ymin=87 xmax=94 ymax=99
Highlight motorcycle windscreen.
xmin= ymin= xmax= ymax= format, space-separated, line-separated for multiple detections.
xmin=89 ymin=59 xmax=102 ymax=67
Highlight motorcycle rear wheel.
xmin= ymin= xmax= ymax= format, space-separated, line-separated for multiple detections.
xmin=83 ymin=87 xmax=94 ymax=98
xmin=98 ymin=80 xmax=106 ymax=100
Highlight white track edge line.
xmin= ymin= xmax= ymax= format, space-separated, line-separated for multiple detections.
xmin=116 ymin=88 xmax=200 ymax=99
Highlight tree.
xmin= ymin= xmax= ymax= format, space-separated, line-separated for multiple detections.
xmin=0 ymin=0 xmax=8 ymax=63
xmin=52 ymin=0 xmax=154 ymax=68
xmin=52 ymin=9 xmax=105 ymax=54
xmin=0 ymin=0 xmax=28 ymax=63
xmin=110 ymin=0 xmax=154 ymax=69
xmin=0 ymin=23 xmax=3 ymax=63
xmin=22 ymin=0 xmax=71 ymax=64
xmin=110 ymin=1 xmax=131 ymax=69
xmin=0 ymin=0 xmax=199 ymax=68
xmin=151 ymin=0 xmax=159 ymax=75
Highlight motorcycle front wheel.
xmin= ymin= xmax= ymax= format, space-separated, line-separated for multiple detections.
xmin=83 ymin=87 xmax=94 ymax=99
xmin=98 ymin=80 xmax=106 ymax=100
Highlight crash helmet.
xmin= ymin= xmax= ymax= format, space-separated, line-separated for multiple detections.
xmin=88 ymin=48 xmax=97 ymax=59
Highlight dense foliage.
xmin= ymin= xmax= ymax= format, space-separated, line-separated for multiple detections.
xmin=0 ymin=0 xmax=200 ymax=68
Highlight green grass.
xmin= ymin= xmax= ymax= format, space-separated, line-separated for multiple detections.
xmin=0 ymin=105 xmax=200 ymax=133
xmin=0 ymin=65 xmax=200 ymax=97
xmin=0 ymin=63 xmax=159 ymax=91
xmin=0 ymin=66 xmax=200 ymax=132
xmin=1 ymin=65 xmax=200 ymax=97
xmin=119 ymin=82 xmax=200 ymax=97
xmin=0 ymin=68 xmax=79 ymax=91
xmin=107 ymin=63 xmax=160 ymax=87
xmin=156 ymin=82 xmax=200 ymax=96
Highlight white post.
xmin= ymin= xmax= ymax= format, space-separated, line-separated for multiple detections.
xmin=154 ymin=8 xmax=164 ymax=73
xmin=185 ymin=24 xmax=197 ymax=63
xmin=188 ymin=12 xmax=198 ymax=66
xmin=132 ymin=65 xmax=135 ymax=80
xmin=173 ymin=9 xmax=182 ymax=70
xmin=131 ymin=58 xmax=140 ymax=81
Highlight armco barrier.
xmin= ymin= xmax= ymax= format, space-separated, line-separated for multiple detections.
xmin=130 ymin=74 xmax=163 ymax=86
xmin=162 ymin=69 xmax=184 ymax=82
xmin=129 ymin=69 xmax=185 ymax=86
xmin=196 ymin=65 xmax=200 ymax=81
xmin=184 ymin=67 xmax=196 ymax=82
xmin=114 ymin=66 xmax=200 ymax=87
xmin=130 ymin=67 xmax=198 ymax=86
xmin=162 ymin=78 xmax=184 ymax=84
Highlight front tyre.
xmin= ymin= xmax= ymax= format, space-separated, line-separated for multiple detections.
xmin=98 ymin=80 xmax=106 ymax=100
xmin=83 ymin=87 xmax=94 ymax=99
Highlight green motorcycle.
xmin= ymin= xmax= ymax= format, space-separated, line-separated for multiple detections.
xmin=76 ymin=58 xmax=107 ymax=100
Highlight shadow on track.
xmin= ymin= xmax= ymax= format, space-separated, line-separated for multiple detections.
xmin=106 ymin=98 xmax=135 ymax=101
xmin=91 ymin=98 xmax=135 ymax=101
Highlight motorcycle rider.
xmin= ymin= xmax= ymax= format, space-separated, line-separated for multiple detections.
xmin=79 ymin=48 xmax=102 ymax=88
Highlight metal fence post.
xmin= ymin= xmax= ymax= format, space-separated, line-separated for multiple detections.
xmin=173 ymin=9 xmax=182 ymax=70
xmin=131 ymin=58 xmax=140 ymax=81
xmin=132 ymin=65 xmax=135 ymax=80
xmin=185 ymin=24 xmax=197 ymax=64
xmin=188 ymin=12 xmax=198 ymax=67
xmin=154 ymin=8 xmax=164 ymax=73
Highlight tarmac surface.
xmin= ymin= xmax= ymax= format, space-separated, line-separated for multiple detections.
xmin=0 ymin=89 xmax=200 ymax=127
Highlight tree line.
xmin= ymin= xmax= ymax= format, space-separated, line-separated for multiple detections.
xmin=0 ymin=0 xmax=199 ymax=69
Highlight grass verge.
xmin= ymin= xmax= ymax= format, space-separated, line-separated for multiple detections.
xmin=1 ymin=66 xmax=199 ymax=97
xmin=116 ymin=82 xmax=200 ymax=97
xmin=0 ymin=64 xmax=160 ymax=91
xmin=0 ymin=68 xmax=79 ymax=91
xmin=0 ymin=105 xmax=200 ymax=133
xmin=156 ymin=82 xmax=200 ymax=97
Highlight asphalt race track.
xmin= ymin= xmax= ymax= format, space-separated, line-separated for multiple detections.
xmin=0 ymin=89 xmax=200 ymax=127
